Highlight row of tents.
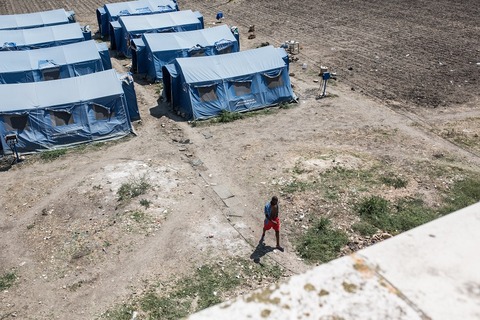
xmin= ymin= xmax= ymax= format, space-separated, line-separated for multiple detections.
xmin=0 ymin=8 xmax=139 ymax=155
xmin=99 ymin=0 xmax=296 ymax=121
xmin=0 ymin=8 xmax=75 ymax=30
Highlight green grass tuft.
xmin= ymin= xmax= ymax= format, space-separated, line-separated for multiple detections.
xmin=140 ymin=198 xmax=151 ymax=209
xmin=296 ymin=217 xmax=349 ymax=263
xmin=130 ymin=210 xmax=146 ymax=223
xmin=380 ymin=175 xmax=408 ymax=189
xmin=140 ymin=292 xmax=190 ymax=320
xmin=278 ymin=102 xmax=294 ymax=109
xmin=356 ymin=195 xmax=391 ymax=230
xmin=217 ymin=110 xmax=244 ymax=123
xmin=101 ymin=258 xmax=285 ymax=319
xmin=40 ymin=149 xmax=67 ymax=161
xmin=282 ymin=180 xmax=313 ymax=194
xmin=174 ymin=264 xmax=241 ymax=311
xmin=102 ymin=304 xmax=135 ymax=320
xmin=0 ymin=272 xmax=17 ymax=290
xmin=356 ymin=196 xmax=439 ymax=235
xmin=352 ymin=221 xmax=377 ymax=236
xmin=117 ymin=176 xmax=151 ymax=201
xmin=439 ymin=177 xmax=480 ymax=215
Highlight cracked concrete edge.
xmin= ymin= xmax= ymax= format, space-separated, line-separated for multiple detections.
xmin=189 ymin=202 xmax=480 ymax=320
xmin=188 ymin=254 xmax=426 ymax=320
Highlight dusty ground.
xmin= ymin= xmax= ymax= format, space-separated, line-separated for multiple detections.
xmin=1 ymin=0 xmax=480 ymax=319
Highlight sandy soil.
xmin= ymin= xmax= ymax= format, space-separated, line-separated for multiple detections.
xmin=1 ymin=0 xmax=480 ymax=319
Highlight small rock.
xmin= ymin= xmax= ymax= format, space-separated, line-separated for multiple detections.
xmin=381 ymin=233 xmax=393 ymax=239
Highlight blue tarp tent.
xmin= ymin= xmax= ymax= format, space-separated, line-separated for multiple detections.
xmin=111 ymin=10 xmax=204 ymax=57
xmin=0 ymin=40 xmax=112 ymax=84
xmin=120 ymin=73 xmax=140 ymax=121
xmin=0 ymin=9 xmax=75 ymax=30
xmin=0 ymin=69 xmax=139 ymax=154
xmin=162 ymin=46 xmax=296 ymax=120
xmin=132 ymin=25 xmax=240 ymax=81
xmin=97 ymin=0 xmax=178 ymax=37
xmin=0 ymin=23 xmax=85 ymax=51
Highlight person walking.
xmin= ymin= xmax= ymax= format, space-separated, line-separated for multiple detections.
xmin=260 ymin=196 xmax=283 ymax=251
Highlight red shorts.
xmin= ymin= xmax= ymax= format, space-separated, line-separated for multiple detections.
xmin=264 ymin=218 xmax=280 ymax=232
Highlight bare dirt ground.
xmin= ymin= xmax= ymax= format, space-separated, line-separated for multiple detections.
xmin=1 ymin=0 xmax=480 ymax=319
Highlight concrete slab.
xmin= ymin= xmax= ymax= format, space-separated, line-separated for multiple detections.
xmin=223 ymin=196 xmax=240 ymax=208
xmin=189 ymin=202 xmax=480 ymax=319
xmin=212 ymin=185 xmax=234 ymax=200
xmin=189 ymin=255 xmax=425 ymax=319
xmin=359 ymin=202 xmax=480 ymax=320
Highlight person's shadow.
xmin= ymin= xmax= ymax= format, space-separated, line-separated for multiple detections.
xmin=250 ymin=241 xmax=275 ymax=264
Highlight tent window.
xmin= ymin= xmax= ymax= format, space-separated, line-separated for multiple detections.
xmin=198 ymin=85 xmax=218 ymax=102
xmin=135 ymin=7 xmax=151 ymax=14
xmin=217 ymin=46 xmax=233 ymax=54
xmin=189 ymin=48 xmax=205 ymax=57
xmin=42 ymin=67 xmax=61 ymax=81
xmin=232 ymin=82 xmax=251 ymax=96
xmin=93 ymin=104 xmax=114 ymax=120
xmin=3 ymin=115 xmax=29 ymax=131
xmin=265 ymin=74 xmax=284 ymax=89
xmin=50 ymin=111 xmax=74 ymax=126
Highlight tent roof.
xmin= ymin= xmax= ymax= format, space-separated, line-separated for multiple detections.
xmin=0 ymin=40 xmax=101 ymax=72
xmin=131 ymin=37 xmax=145 ymax=48
xmin=143 ymin=24 xmax=235 ymax=52
xmin=0 ymin=69 xmax=124 ymax=112
xmin=105 ymin=0 xmax=177 ymax=17
xmin=0 ymin=9 xmax=70 ymax=30
xmin=175 ymin=46 xmax=287 ymax=83
xmin=119 ymin=10 xmax=200 ymax=32
xmin=0 ymin=23 xmax=83 ymax=47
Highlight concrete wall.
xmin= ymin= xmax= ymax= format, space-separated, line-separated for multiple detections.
xmin=189 ymin=202 xmax=480 ymax=319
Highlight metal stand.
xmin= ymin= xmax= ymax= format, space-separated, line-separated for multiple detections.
xmin=317 ymin=66 xmax=337 ymax=99
xmin=283 ymin=40 xmax=300 ymax=54
xmin=318 ymin=72 xmax=331 ymax=98
xmin=5 ymin=134 xmax=20 ymax=164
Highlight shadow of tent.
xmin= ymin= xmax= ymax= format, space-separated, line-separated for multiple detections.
xmin=0 ymin=155 xmax=18 ymax=171
xmin=149 ymin=100 xmax=186 ymax=122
